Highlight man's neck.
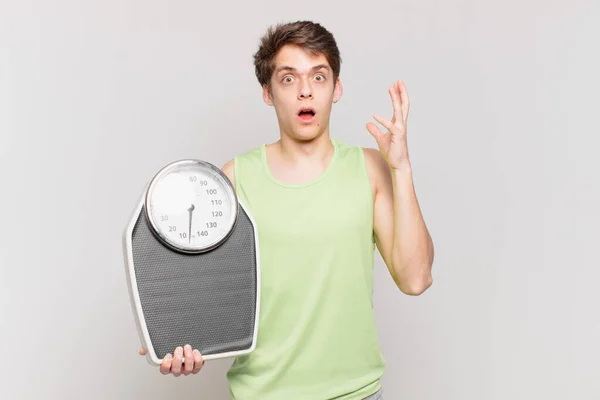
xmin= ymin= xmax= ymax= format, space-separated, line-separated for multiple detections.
xmin=275 ymin=131 xmax=334 ymax=166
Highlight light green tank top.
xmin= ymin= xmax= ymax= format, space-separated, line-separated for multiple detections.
xmin=226 ymin=138 xmax=386 ymax=400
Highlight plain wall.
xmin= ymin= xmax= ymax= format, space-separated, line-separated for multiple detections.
xmin=1 ymin=0 xmax=599 ymax=399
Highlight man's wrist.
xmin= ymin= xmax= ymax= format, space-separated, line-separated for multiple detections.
xmin=391 ymin=160 xmax=412 ymax=173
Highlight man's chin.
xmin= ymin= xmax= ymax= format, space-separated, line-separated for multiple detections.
xmin=289 ymin=128 xmax=327 ymax=142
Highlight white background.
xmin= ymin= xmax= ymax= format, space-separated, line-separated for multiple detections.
xmin=1 ymin=0 xmax=599 ymax=399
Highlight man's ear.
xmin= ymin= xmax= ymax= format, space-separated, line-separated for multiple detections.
xmin=333 ymin=78 xmax=343 ymax=103
xmin=262 ymin=84 xmax=274 ymax=106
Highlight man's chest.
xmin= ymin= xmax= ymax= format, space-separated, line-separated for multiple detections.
xmin=246 ymin=182 xmax=373 ymax=246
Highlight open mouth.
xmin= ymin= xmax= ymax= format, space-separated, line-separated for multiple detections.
xmin=297 ymin=107 xmax=316 ymax=122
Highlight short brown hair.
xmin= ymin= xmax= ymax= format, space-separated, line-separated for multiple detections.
xmin=253 ymin=20 xmax=342 ymax=88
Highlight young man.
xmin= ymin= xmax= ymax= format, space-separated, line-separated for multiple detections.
xmin=140 ymin=20 xmax=434 ymax=399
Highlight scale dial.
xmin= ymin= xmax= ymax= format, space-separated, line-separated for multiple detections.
xmin=144 ymin=159 xmax=238 ymax=253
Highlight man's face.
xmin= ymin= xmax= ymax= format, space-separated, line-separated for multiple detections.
xmin=263 ymin=44 xmax=342 ymax=141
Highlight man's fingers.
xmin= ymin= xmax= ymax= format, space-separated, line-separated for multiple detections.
xmin=183 ymin=345 xmax=194 ymax=375
xmin=366 ymin=122 xmax=383 ymax=138
xmin=192 ymin=349 xmax=204 ymax=374
xmin=389 ymin=84 xmax=402 ymax=121
xmin=145 ymin=345 xmax=204 ymax=377
xmin=171 ymin=346 xmax=184 ymax=377
xmin=397 ymin=80 xmax=410 ymax=120
xmin=159 ymin=354 xmax=173 ymax=375
xmin=373 ymin=114 xmax=393 ymax=131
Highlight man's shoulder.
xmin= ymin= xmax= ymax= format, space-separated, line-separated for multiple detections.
xmin=331 ymin=138 xmax=387 ymax=176
xmin=220 ymin=144 xmax=264 ymax=187
xmin=334 ymin=139 xmax=379 ymax=159
xmin=361 ymin=147 xmax=385 ymax=166
xmin=221 ymin=159 xmax=235 ymax=187
xmin=359 ymin=146 xmax=390 ymax=193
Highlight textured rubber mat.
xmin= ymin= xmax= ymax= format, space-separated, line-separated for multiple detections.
xmin=129 ymin=203 xmax=258 ymax=359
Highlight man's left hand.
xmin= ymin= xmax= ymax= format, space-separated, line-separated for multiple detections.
xmin=366 ymin=79 xmax=411 ymax=169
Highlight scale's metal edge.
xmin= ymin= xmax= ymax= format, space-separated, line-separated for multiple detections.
xmin=123 ymin=179 xmax=261 ymax=366
xmin=122 ymin=182 xmax=158 ymax=365
xmin=144 ymin=159 xmax=240 ymax=254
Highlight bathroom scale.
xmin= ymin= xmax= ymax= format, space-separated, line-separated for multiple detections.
xmin=122 ymin=159 xmax=260 ymax=366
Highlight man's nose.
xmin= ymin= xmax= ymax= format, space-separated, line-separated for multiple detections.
xmin=298 ymin=81 xmax=313 ymax=99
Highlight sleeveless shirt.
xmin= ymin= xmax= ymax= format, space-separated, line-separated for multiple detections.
xmin=226 ymin=138 xmax=386 ymax=399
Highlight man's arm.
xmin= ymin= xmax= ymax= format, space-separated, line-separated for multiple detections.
xmin=364 ymin=147 xmax=434 ymax=296
xmin=221 ymin=159 xmax=235 ymax=189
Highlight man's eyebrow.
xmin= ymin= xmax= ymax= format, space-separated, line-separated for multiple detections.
xmin=275 ymin=64 xmax=330 ymax=74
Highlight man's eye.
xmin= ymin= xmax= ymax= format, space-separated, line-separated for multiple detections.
xmin=314 ymin=74 xmax=325 ymax=82
xmin=283 ymin=76 xmax=294 ymax=83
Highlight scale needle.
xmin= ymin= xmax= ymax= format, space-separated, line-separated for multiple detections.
xmin=187 ymin=204 xmax=195 ymax=244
